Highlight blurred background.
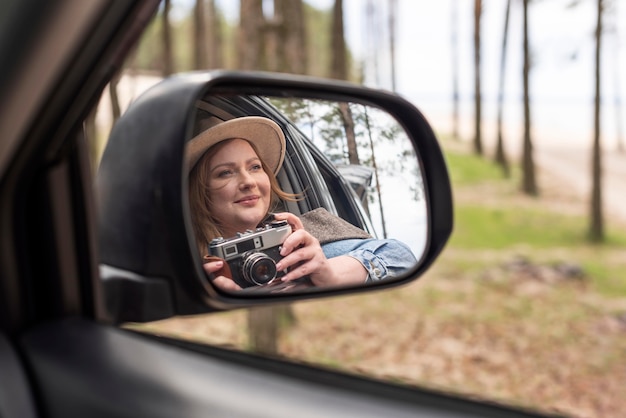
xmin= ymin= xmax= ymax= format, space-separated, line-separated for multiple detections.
xmin=96 ymin=1 xmax=626 ymax=417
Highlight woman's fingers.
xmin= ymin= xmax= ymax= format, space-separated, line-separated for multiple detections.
xmin=212 ymin=276 xmax=241 ymax=291
xmin=276 ymin=230 xmax=327 ymax=282
xmin=203 ymin=259 xmax=241 ymax=291
xmin=273 ymin=212 xmax=304 ymax=231
xmin=278 ymin=229 xmax=313 ymax=255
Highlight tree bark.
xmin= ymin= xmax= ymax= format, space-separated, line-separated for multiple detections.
xmin=473 ymin=0 xmax=483 ymax=155
xmin=274 ymin=0 xmax=307 ymax=74
xmin=589 ymin=0 xmax=604 ymax=242
xmin=193 ymin=0 xmax=208 ymax=69
xmin=162 ymin=0 xmax=174 ymax=76
xmin=205 ymin=0 xmax=223 ymax=68
xmin=339 ymin=102 xmax=359 ymax=164
xmin=237 ymin=0 xmax=265 ymax=70
xmin=521 ymin=0 xmax=538 ymax=196
xmin=247 ymin=307 xmax=279 ymax=354
xmin=331 ymin=0 xmax=347 ymax=80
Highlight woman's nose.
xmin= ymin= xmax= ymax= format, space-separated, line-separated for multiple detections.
xmin=238 ymin=170 xmax=255 ymax=189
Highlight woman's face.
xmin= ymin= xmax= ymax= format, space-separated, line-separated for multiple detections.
xmin=206 ymin=138 xmax=271 ymax=237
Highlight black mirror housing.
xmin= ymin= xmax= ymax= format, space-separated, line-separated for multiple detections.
xmin=96 ymin=71 xmax=453 ymax=324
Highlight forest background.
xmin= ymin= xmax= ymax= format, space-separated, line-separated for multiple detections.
xmin=93 ymin=1 xmax=626 ymax=417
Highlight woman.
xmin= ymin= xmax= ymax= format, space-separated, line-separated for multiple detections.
xmin=186 ymin=116 xmax=416 ymax=291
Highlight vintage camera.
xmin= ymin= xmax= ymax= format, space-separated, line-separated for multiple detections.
xmin=208 ymin=220 xmax=291 ymax=288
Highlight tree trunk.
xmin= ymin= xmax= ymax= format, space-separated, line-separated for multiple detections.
xmin=494 ymin=0 xmax=511 ymax=177
xmin=473 ymin=0 xmax=483 ymax=155
xmin=193 ymin=0 xmax=208 ymax=69
xmin=247 ymin=307 xmax=278 ymax=354
xmin=339 ymin=102 xmax=359 ymax=164
xmin=331 ymin=0 xmax=347 ymax=80
xmin=589 ymin=0 xmax=604 ymax=242
xmin=237 ymin=0 xmax=265 ymax=70
xmin=162 ymin=0 xmax=174 ymax=76
xmin=205 ymin=0 xmax=223 ymax=68
xmin=521 ymin=0 xmax=538 ymax=196
xmin=274 ymin=0 xmax=307 ymax=74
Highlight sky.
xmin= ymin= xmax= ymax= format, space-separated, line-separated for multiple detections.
xmin=211 ymin=0 xmax=626 ymax=152
xmin=347 ymin=0 xmax=625 ymax=152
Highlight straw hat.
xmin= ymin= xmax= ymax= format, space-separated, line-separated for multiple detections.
xmin=185 ymin=116 xmax=286 ymax=175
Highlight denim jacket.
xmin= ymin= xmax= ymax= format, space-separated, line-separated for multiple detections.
xmin=321 ymin=238 xmax=417 ymax=282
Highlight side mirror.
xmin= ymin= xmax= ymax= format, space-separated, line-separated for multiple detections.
xmin=96 ymin=71 xmax=453 ymax=324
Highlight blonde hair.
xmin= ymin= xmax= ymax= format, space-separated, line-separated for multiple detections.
xmin=188 ymin=138 xmax=299 ymax=256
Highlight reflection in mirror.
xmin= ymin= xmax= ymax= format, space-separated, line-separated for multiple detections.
xmin=186 ymin=94 xmax=427 ymax=294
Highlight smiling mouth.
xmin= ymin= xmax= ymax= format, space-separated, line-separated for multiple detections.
xmin=235 ymin=195 xmax=259 ymax=204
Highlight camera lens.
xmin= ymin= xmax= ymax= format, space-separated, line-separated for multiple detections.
xmin=242 ymin=252 xmax=277 ymax=285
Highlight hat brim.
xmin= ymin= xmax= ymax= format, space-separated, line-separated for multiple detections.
xmin=185 ymin=116 xmax=286 ymax=175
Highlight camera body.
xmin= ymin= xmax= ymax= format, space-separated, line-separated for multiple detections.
xmin=208 ymin=220 xmax=291 ymax=288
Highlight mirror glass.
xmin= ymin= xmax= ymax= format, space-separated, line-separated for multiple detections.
xmin=186 ymin=93 xmax=427 ymax=294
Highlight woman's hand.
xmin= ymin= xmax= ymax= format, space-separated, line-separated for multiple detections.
xmin=202 ymin=258 xmax=242 ymax=291
xmin=272 ymin=212 xmax=367 ymax=287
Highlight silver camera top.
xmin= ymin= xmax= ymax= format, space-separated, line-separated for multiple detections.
xmin=208 ymin=220 xmax=291 ymax=261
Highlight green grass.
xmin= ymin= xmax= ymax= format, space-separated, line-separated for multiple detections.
xmin=450 ymin=205 xmax=596 ymax=249
xmin=583 ymin=258 xmax=626 ymax=297
xmin=443 ymin=145 xmax=626 ymax=298
xmin=444 ymin=147 xmax=513 ymax=185
xmin=450 ymin=201 xmax=626 ymax=249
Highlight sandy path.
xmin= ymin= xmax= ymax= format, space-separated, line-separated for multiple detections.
xmin=535 ymin=144 xmax=626 ymax=226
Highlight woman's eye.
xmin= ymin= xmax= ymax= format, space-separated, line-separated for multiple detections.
xmin=250 ymin=164 xmax=262 ymax=172
xmin=217 ymin=169 xmax=233 ymax=178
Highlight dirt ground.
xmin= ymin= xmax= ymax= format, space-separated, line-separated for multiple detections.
xmin=141 ymin=260 xmax=626 ymax=418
